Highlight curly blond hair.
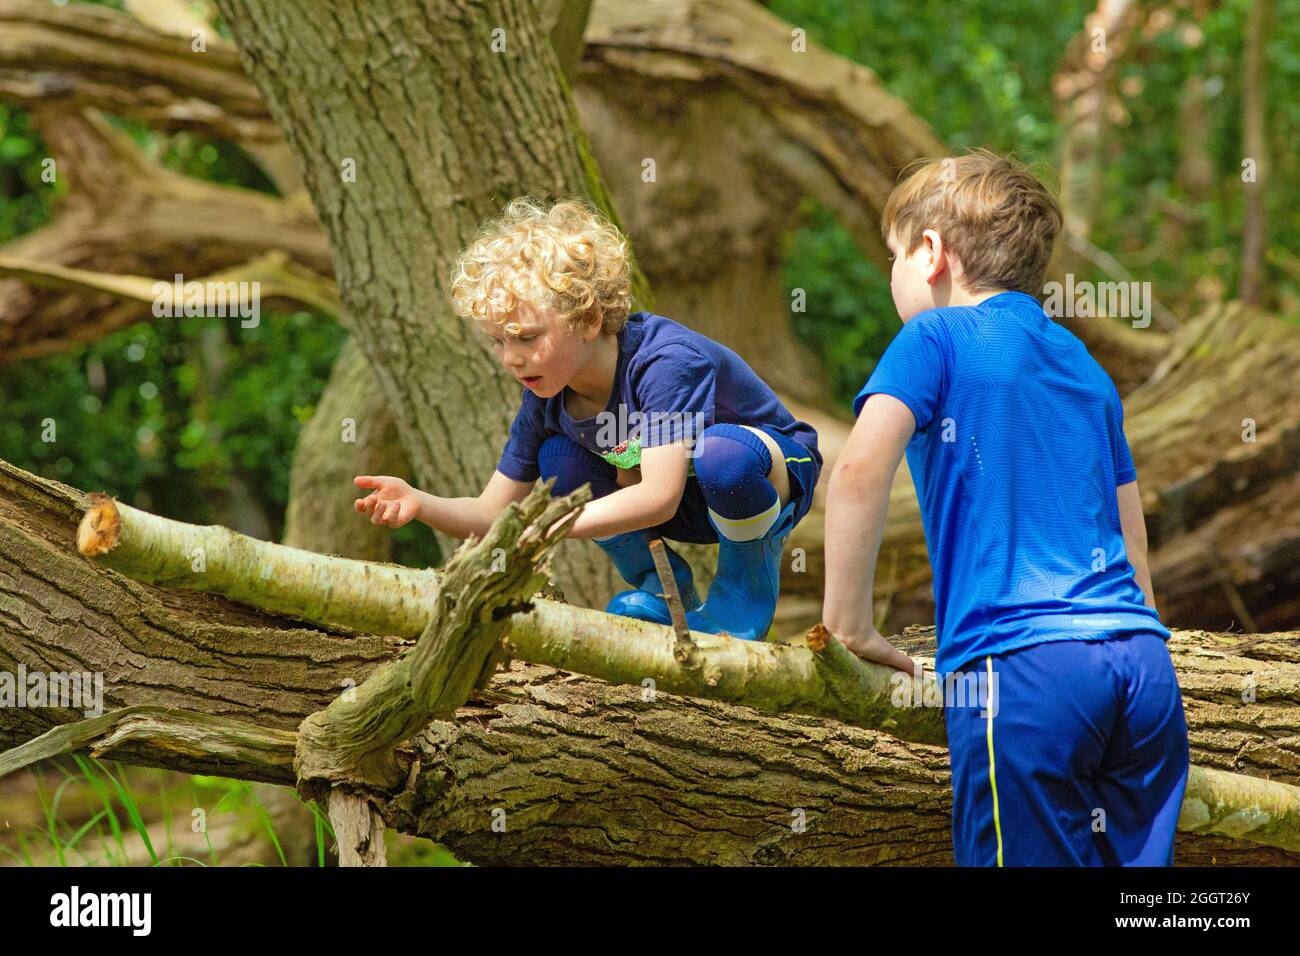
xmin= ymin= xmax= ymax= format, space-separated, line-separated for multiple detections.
xmin=450 ymin=196 xmax=633 ymax=336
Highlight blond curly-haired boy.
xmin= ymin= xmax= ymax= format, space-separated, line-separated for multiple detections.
xmin=355 ymin=197 xmax=822 ymax=640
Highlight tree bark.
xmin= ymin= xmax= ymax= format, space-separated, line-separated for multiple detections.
xmin=4 ymin=458 xmax=1300 ymax=865
xmin=395 ymin=663 xmax=1300 ymax=866
xmin=279 ymin=0 xmax=597 ymax=568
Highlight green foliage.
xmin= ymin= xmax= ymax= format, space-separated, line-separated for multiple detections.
xmin=783 ymin=201 xmax=896 ymax=400
xmin=770 ymin=0 xmax=1084 ymax=157
xmin=771 ymin=0 xmax=1090 ymax=406
xmin=0 ymin=311 xmax=348 ymax=537
xmin=0 ymin=105 xmax=60 ymax=238
xmin=111 ymin=115 xmax=278 ymax=194
xmin=1090 ymin=0 xmax=1300 ymax=314
xmin=771 ymin=0 xmax=1298 ymax=404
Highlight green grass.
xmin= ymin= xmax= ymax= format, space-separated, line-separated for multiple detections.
xmin=0 ymin=758 xmax=462 ymax=867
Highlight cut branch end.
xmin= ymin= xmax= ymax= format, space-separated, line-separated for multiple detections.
xmin=805 ymin=622 xmax=831 ymax=654
xmin=77 ymin=492 xmax=121 ymax=556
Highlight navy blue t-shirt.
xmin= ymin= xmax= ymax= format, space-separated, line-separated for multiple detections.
xmin=498 ymin=311 xmax=820 ymax=480
xmin=853 ymin=291 xmax=1167 ymax=676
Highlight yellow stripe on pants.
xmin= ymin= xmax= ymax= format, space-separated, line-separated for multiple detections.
xmin=986 ymin=655 xmax=1004 ymax=866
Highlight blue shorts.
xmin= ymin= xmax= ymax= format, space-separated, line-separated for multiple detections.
xmin=942 ymin=631 xmax=1189 ymax=866
xmin=652 ymin=426 xmax=820 ymax=544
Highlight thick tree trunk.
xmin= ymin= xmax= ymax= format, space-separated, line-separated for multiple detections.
xmin=211 ymin=0 xmax=633 ymax=609
xmin=388 ymin=660 xmax=1299 ymax=866
xmin=3 ymin=459 xmax=1300 ymax=865
xmin=280 ymin=0 xmax=597 ymax=568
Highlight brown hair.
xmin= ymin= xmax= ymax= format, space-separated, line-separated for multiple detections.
xmin=880 ymin=149 xmax=1061 ymax=295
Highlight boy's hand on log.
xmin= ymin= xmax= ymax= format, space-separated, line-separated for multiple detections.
xmin=353 ymin=475 xmax=420 ymax=528
xmin=834 ymin=628 xmax=920 ymax=676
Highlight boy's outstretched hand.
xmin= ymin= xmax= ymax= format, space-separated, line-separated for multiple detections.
xmin=354 ymin=475 xmax=421 ymax=529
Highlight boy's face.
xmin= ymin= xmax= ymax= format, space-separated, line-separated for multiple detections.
xmin=481 ymin=301 xmax=596 ymax=398
xmin=888 ymin=226 xmax=939 ymax=323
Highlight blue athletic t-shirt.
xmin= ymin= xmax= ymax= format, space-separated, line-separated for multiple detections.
xmin=498 ymin=311 xmax=821 ymax=481
xmin=853 ymin=290 xmax=1167 ymax=676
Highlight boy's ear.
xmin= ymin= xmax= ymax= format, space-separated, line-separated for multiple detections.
xmin=922 ymin=228 xmax=948 ymax=286
xmin=578 ymin=307 xmax=605 ymax=340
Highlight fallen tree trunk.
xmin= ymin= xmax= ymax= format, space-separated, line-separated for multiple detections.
xmin=386 ymin=661 xmax=1300 ymax=866
xmin=1114 ymin=301 xmax=1300 ymax=630
xmin=2 ymin=458 xmax=1298 ymax=864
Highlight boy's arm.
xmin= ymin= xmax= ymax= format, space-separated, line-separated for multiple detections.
xmin=400 ymin=443 xmax=687 ymax=541
xmin=564 ymin=442 xmax=688 ymax=539
xmin=414 ymin=470 xmax=535 ymax=539
xmin=821 ymin=393 xmax=920 ymax=675
xmin=1116 ymin=480 xmax=1157 ymax=611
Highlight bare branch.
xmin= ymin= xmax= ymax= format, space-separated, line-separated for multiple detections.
xmin=0 ymin=0 xmax=277 ymax=142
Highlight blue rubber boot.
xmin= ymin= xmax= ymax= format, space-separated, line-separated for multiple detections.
xmin=685 ymin=500 xmax=797 ymax=641
xmin=595 ymin=531 xmax=701 ymax=625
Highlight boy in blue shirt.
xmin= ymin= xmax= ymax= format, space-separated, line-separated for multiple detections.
xmin=821 ymin=151 xmax=1189 ymax=865
xmin=354 ymin=196 xmax=821 ymax=641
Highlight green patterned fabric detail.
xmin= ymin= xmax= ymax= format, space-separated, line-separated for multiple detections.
xmin=597 ymin=437 xmax=642 ymax=470
xmin=596 ymin=437 xmax=697 ymax=477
